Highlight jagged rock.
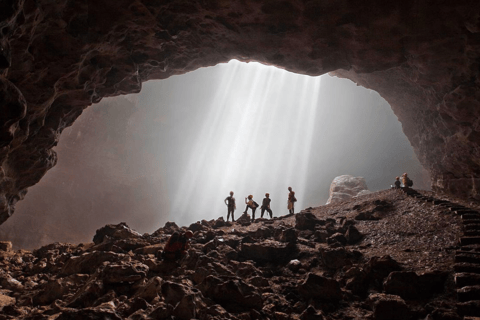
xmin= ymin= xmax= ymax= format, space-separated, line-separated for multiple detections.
xmin=298 ymin=273 xmax=342 ymax=301
xmin=383 ymin=271 xmax=420 ymax=299
xmin=313 ymin=230 xmax=329 ymax=243
xmin=345 ymin=225 xmax=363 ymax=244
xmin=0 ymin=241 xmax=12 ymax=252
xmin=320 ymin=247 xmax=362 ymax=269
xmin=300 ymin=305 xmax=326 ymax=320
xmin=365 ymin=255 xmax=402 ymax=289
xmin=274 ymin=227 xmax=297 ymax=244
xmin=32 ymin=278 xmax=71 ymax=305
xmin=197 ymin=275 xmax=263 ymax=312
xmin=367 ymin=293 xmax=411 ymax=320
xmin=255 ymin=226 xmax=274 ymax=239
xmin=327 ymin=232 xmax=347 ymax=246
xmin=102 ymin=262 xmax=148 ymax=284
xmin=92 ymin=222 xmax=142 ymax=245
xmin=295 ymin=212 xmax=326 ymax=230
xmin=236 ymin=213 xmax=252 ymax=225
xmin=326 ymin=175 xmax=371 ymax=205
xmin=56 ymin=307 xmax=122 ymax=320
xmin=213 ymin=217 xmax=226 ymax=229
xmin=0 ymin=294 xmax=15 ymax=309
xmin=61 ymin=251 xmax=126 ymax=275
xmin=287 ymin=259 xmax=302 ymax=272
xmin=241 ymin=240 xmax=297 ymax=263
xmin=188 ymin=222 xmax=204 ymax=232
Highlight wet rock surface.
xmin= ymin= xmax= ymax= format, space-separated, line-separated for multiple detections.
xmin=1 ymin=189 xmax=478 ymax=319
xmin=0 ymin=1 xmax=480 ymax=224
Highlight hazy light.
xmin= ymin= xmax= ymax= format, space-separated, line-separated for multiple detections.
xmin=166 ymin=60 xmax=322 ymax=225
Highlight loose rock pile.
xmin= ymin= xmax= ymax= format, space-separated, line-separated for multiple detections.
xmin=0 ymin=189 xmax=473 ymax=319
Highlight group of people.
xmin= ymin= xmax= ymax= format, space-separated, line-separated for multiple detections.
xmin=224 ymin=187 xmax=297 ymax=222
xmin=392 ymin=172 xmax=414 ymax=189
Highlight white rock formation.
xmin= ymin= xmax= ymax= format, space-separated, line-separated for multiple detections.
xmin=326 ymin=175 xmax=371 ymax=205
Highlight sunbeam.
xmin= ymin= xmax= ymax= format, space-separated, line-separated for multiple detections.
xmin=169 ymin=60 xmax=322 ymax=225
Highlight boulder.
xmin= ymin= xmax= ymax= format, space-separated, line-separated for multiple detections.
xmin=0 ymin=241 xmax=12 ymax=252
xmin=326 ymin=175 xmax=371 ymax=205
xmin=92 ymin=222 xmax=142 ymax=244
xmin=241 ymin=240 xmax=297 ymax=263
xmin=345 ymin=225 xmax=363 ymax=244
xmin=101 ymin=262 xmax=148 ymax=284
xmin=320 ymin=247 xmax=362 ymax=269
xmin=298 ymin=273 xmax=342 ymax=301
xmin=383 ymin=271 xmax=420 ymax=299
xmin=367 ymin=293 xmax=411 ymax=320
xmin=295 ymin=212 xmax=326 ymax=230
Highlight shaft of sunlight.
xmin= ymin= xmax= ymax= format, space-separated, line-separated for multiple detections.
xmin=169 ymin=60 xmax=322 ymax=225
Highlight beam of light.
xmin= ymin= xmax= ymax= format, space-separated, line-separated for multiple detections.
xmin=169 ymin=60 xmax=322 ymax=226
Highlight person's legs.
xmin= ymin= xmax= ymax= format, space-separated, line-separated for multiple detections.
xmin=261 ymin=207 xmax=265 ymax=218
xmin=267 ymin=208 xmax=273 ymax=219
xmin=252 ymin=207 xmax=256 ymax=221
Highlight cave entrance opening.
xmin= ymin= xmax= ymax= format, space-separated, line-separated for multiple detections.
xmin=3 ymin=60 xmax=427 ymax=249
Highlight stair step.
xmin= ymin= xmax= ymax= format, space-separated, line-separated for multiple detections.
xmin=463 ymin=214 xmax=480 ymax=220
xmin=464 ymin=220 xmax=480 ymax=225
xmin=458 ymin=286 xmax=480 ymax=302
xmin=433 ymin=200 xmax=449 ymax=205
xmin=466 ymin=231 xmax=480 ymax=237
xmin=451 ymin=206 xmax=468 ymax=211
xmin=456 ymin=253 xmax=480 ymax=264
xmin=465 ymin=224 xmax=480 ymax=231
xmin=462 ymin=237 xmax=480 ymax=246
xmin=455 ymin=263 xmax=480 ymax=274
xmin=457 ymin=300 xmax=480 ymax=317
xmin=455 ymin=273 xmax=480 ymax=287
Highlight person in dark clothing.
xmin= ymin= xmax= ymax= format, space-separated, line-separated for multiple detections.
xmin=288 ymin=187 xmax=297 ymax=215
xmin=162 ymin=230 xmax=193 ymax=261
xmin=244 ymin=195 xmax=258 ymax=221
xmin=394 ymin=176 xmax=401 ymax=189
xmin=261 ymin=193 xmax=273 ymax=219
xmin=224 ymin=191 xmax=236 ymax=222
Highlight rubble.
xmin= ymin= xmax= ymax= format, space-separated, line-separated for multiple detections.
xmin=0 ymin=189 xmax=472 ymax=319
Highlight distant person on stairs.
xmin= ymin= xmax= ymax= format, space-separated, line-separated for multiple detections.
xmin=288 ymin=187 xmax=297 ymax=215
xmin=261 ymin=193 xmax=273 ymax=219
xmin=224 ymin=191 xmax=236 ymax=222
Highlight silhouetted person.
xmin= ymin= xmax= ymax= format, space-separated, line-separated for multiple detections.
xmin=401 ymin=173 xmax=413 ymax=188
xmin=244 ymin=195 xmax=258 ymax=221
xmin=224 ymin=191 xmax=236 ymax=222
xmin=288 ymin=187 xmax=297 ymax=215
xmin=393 ymin=176 xmax=401 ymax=189
xmin=261 ymin=193 xmax=273 ymax=219
xmin=162 ymin=230 xmax=193 ymax=261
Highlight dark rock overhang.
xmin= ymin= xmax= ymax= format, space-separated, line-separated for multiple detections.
xmin=0 ymin=0 xmax=479 ymax=224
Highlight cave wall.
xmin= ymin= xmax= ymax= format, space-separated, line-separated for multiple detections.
xmin=0 ymin=0 xmax=479 ymax=224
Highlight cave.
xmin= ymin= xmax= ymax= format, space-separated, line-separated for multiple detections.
xmin=1 ymin=0 xmax=480 ymax=226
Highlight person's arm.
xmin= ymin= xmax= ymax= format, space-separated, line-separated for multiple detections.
xmin=224 ymin=197 xmax=228 ymax=206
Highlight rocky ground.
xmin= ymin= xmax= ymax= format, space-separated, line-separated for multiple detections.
xmin=0 ymin=188 xmax=479 ymax=319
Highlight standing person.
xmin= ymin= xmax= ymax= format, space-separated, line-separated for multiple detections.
xmin=244 ymin=195 xmax=258 ymax=221
xmin=224 ymin=191 xmax=236 ymax=222
xmin=288 ymin=187 xmax=297 ymax=215
xmin=261 ymin=193 xmax=273 ymax=219
xmin=394 ymin=176 xmax=401 ymax=189
xmin=162 ymin=230 xmax=194 ymax=261
xmin=402 ymin=173 xmax=413 ymax=188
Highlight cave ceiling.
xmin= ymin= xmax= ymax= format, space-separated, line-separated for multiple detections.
xmin=0 ymin=0 xmax=480 ymax=224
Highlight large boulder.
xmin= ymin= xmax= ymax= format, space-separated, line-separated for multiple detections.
xmin=326 ymin=175 xmax=371 ymax=205
xmin=298 ymin=273 xmax=342 ymax=301
xmin=92 ymin=222 xmax=142 ymax=245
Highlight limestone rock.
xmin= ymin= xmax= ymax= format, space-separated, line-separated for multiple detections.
xmin=327 ymin=175 xmax=371 ymax=205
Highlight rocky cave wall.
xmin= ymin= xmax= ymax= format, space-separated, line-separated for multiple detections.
xmin=0 ymin=0 xmax=480 ymax=224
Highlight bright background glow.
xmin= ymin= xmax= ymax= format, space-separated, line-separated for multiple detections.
xmin=0 ymin=60 xmax=429 ymax=248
